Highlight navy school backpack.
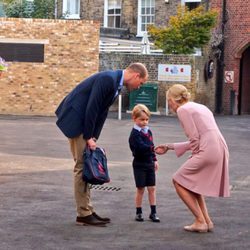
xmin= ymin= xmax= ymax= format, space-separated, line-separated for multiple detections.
xmin=82 ymin=147 xmax=110 ymax=185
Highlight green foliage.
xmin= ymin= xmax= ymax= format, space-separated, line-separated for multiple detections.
xmin=148 ymin=5 xmax=218 ymax=54
xmin=32 ymin=0 xmax=54 ymax=19
xmin=3 ymin=0 xmax=54 ymax=19
xmin=4 ymin=0 xmax=27 ymax=17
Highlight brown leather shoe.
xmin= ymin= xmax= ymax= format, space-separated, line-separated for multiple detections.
xmin=76 ymin=215 xmax=107 ymax=226
xmin=92 ymin=212 xmax=111 ymax=223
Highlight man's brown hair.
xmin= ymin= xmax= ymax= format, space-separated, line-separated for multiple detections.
xmin=126 ymin=62 xmax=148 ymax=78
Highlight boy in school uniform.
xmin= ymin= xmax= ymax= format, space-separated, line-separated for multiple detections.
xmin=129 ymin=104 xmax=160 ymax=222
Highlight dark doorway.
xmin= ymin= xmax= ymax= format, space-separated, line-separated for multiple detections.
xmin=239 ymin=46 xmax=250 ymax=114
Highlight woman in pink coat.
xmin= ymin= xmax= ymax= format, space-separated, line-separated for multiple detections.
xmin=155 ymin=84 xmax=230 ymax=233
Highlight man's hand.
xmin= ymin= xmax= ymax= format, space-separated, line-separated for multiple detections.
xmin=87 ymin=138 xmax=97 ymax=150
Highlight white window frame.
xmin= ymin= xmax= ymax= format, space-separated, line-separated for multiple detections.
xmin=63 ymin=0 xmax=80 ymax=19
xmin=137 ymin=0 xmax=155 ymax=37
xmin=181 ymin=0 xmax=201 ymax=3
xmin=104 ymin=0 xmax=122 ymax=28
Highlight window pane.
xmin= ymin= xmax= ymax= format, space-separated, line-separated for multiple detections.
xmin=115 ymin=17 xmax=120 ymax=28
xmin=67 ymin=0 xmax=79 ymax=14
xmin=75 ymin=0 xmax=79 ymax=14
xmin=107 ymin=0 xmax=121 ymax=27
xmin=186 ymin=2 xmax=200 ymax=10
xmin=140 ymin=0 xmax=155 ymax=33
xmin=108 ymin=16 xmax=114 ymax=27
xmin=108 ymin=9 xmax=114 ymax=14
xmin=108 ymin=0 xmax=121 ymax=9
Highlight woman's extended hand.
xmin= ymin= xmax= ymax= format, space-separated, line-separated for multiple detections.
xmin=155 ymin=144 xmax=168 ymax=155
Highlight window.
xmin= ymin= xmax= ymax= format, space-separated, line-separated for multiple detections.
xmin=182 ymin=0 xmax=201 ymax=10
xmin=137 ymin=0 xmax=155 ymax=37
xmin=104 ymin=0 xmax=121 ymax=28
xmin=63 ymin=0 xmax=80 ymax=19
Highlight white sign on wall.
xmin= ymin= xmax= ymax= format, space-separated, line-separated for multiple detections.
xmin=224 ymin=71 xmax=234 ymax=83
xmin=158 ymin=64 xmax=191 ymax=82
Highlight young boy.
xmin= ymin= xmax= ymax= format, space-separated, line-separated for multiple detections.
xmin=129 ymin=104 xmax=160 ymax=222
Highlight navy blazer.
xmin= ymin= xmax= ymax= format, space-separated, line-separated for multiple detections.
xmin=129 ymin=128 xmax=157 ymax=164
xmin=55 ymin=70 xmax=123 ymax=139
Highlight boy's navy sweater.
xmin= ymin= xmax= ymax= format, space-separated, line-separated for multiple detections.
xmin=129 ymin=128 xmax=157 ymax=164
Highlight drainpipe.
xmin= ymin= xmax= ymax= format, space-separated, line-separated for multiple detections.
xmin=54 ymin=0 xmax=57 ymax=19
xmin=215 ymin=0 xmax=226 ymax=114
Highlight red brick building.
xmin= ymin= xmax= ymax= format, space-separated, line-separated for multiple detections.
xmin=209 ymin=0 xmax=250 ymax=114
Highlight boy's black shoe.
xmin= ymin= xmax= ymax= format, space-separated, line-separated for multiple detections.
xmin=135 ymin=213 xmax=144 ymax=222
xmin=149 ymin=213 xmax=160 ymax=222
xmin=76 ymin=214 xmax=107 ymax=226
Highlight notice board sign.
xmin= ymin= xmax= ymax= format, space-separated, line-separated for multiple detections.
xmin=158 ymin=64 xmax=191 ymax=82
xmin=224 ymin=71 xmax=234 ymax=83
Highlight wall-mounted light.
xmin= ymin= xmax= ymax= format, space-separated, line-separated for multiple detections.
xmin=165 ymin=0 xmax=169 ymax=3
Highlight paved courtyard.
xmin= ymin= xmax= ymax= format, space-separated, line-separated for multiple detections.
xmin=0 ymin=113 xmax=249 ymax=250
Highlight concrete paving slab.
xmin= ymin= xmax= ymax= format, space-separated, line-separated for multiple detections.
xmin=0 ymin=114 xmax=250 ymax=250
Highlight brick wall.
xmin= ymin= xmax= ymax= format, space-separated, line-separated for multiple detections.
xmin=99 ymin=52 xmax=215 ymax=114
xmin=0 ymin=18 xmax=100 ymax=115
xmin=56 ymin=0 xmax=210 ymax=36
xmin=211 ymin=0 xmax=250 ymax=114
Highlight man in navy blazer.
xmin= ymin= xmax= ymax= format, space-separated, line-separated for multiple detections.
xmin=55 ymin=62 xmax=148 ymax=226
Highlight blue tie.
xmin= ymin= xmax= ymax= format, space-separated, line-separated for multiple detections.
xmin=113 ymin=86 xmax=122 ymax=100
xmin=118 ymin=86 xmax=122 ymax=94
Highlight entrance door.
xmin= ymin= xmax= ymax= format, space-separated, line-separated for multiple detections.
xmin=239 ymin=46 xmax=250 ymax=114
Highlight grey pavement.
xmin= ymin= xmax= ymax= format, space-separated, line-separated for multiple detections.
xmin=0 ymin=113 xmax=250 ymax=250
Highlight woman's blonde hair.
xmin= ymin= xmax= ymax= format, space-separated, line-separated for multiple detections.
xmin=132 ymin=104 xmax=151 ymax=119
xmin=166 ymin=84 xmax=191 ymax=104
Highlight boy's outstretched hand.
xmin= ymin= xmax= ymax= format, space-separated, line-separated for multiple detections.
xmin=155 ymin=145 xmax=168 ymax=155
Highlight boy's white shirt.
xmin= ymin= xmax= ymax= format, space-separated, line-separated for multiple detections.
xmin=133 ymin=124 xmax=149 ymax=133
xmin=114 ymin=70 xmax=124 ymax=98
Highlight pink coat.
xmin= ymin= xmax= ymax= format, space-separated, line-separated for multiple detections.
xmin=173 ymin=102 xmax=230 ymax=197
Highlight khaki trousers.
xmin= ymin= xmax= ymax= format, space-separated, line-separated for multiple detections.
xmin=68 ymin=134 xmax=93 ymax=217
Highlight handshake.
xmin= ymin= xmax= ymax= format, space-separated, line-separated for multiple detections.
xmin=154 ymin=144 xmax=173 ymax=155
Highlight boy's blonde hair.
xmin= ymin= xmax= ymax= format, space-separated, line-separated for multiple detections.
xmin=166 ymin=84 xmax=191 ymax=104
xmin=132 ymin=104 xmax=151 ymax=119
